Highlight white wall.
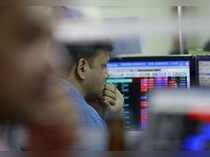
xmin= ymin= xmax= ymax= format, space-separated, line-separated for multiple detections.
xmin=99 ymin=7 xmax=174 ymax=56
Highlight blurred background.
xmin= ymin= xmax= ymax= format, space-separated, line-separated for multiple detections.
xmin=26 ymin=0 xmax=210 ymax=150
xmin=27 ymin=0 xmax=210 ymax=56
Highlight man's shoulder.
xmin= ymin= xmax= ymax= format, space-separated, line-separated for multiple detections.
xmin=62 ymin=80 xmax=83 ymax=101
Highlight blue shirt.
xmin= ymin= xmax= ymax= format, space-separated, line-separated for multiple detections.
xmin=63 ymin=80 xmax=107 ymax=150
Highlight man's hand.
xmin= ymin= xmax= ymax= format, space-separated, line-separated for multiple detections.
xmin=101 ymin=84 xmax=124 ymax=113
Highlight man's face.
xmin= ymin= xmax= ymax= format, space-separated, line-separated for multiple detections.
xmin=85 ymin=51 xmax=110 ymax=98
xmin=0 ymin=37 xmax=61 ymax=111
xmin=0 ymin=6 xmax=65 ymax=118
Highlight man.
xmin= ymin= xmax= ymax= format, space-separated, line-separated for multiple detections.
xmin=0 ymin=3 xmax=76 ymax=153
xmin=63 ymin=41 xmax=124 ymax=150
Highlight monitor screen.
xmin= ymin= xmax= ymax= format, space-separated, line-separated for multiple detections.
xmin=106 ymin=56 xmax=195 ymax=130
xmin=197 ymin=55 xmax=210 ymax=87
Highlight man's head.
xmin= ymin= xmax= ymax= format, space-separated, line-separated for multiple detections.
xmin=0 ymin=5 xmax=63 ymax=118
xmin=64 ymin=41 xmax=113 ymax=98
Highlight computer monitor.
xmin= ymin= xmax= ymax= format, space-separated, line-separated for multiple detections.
xmin=106 ymin=55 xmax=195 ymax=130
xmin=196 ymin=55 xmax=210 ymax=87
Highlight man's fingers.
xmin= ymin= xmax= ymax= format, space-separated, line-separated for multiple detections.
xmin=104 ymin=84 xmax=116 ymax=93
xmin=103 ymin=89 xmax=116 ymax=100
xmin=102 ymin=84 xmax=124 ymax=113
xmin=103 ymin=96 xmax=115 ymax=106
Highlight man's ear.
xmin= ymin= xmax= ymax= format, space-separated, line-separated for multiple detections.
xmin=76 ymin=58 xmax=89 ymax=80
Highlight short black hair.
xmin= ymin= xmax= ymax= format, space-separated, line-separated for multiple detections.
xmin=63 ymin=40 xmax=113 ymax=72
